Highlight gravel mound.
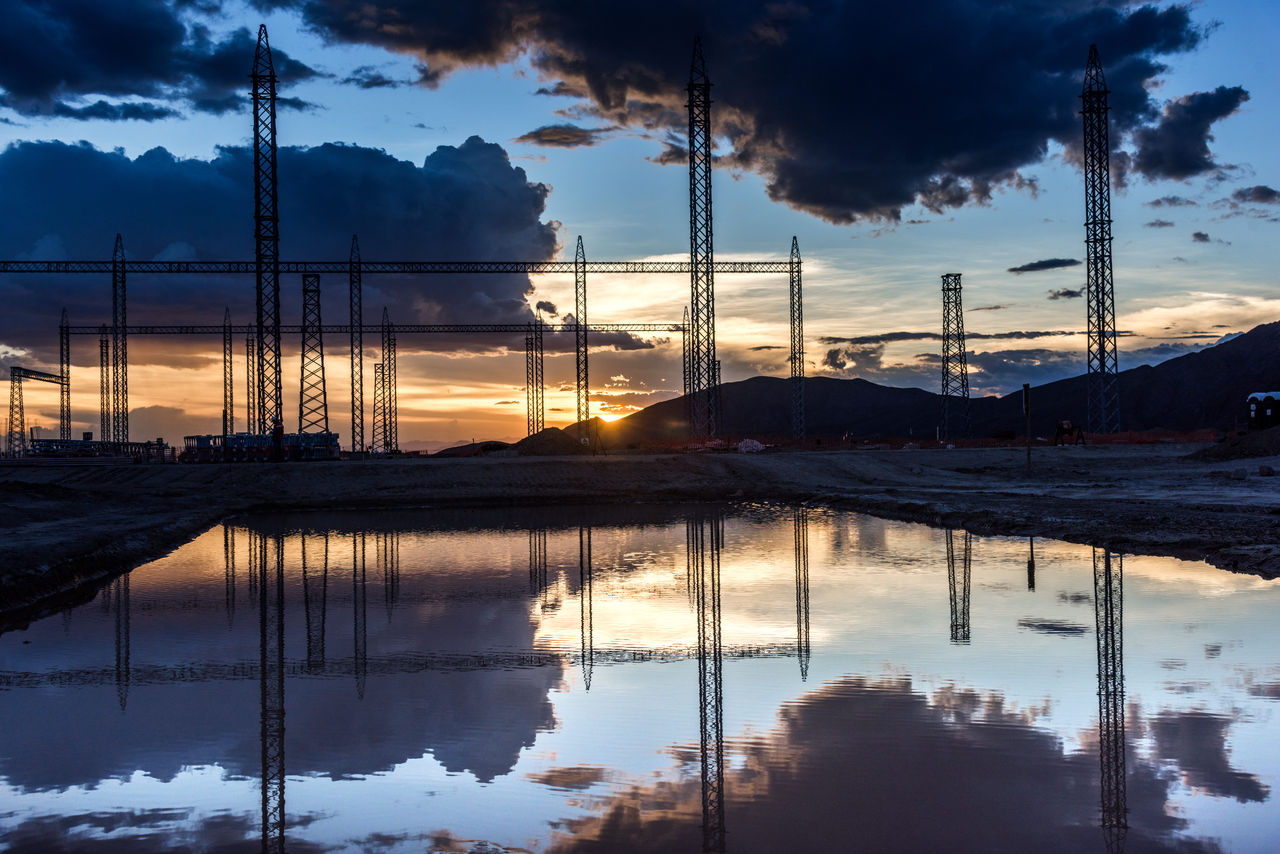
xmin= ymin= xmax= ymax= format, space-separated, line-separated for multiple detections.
xmin=1188 ymin=426 xmax=1280 ymax=461
xmin=513 ymin=428 xmax=588 ymax=456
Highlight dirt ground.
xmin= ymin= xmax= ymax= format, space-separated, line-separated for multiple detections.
xmin=2 ymin=443 xmax=1278 ymax=624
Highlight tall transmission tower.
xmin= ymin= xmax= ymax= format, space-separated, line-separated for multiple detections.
xmin=99 ymin=328 xmax=111 ymax=442
xmin=223 ymin=309 xmax=234 ymax=435
xmin=940 ymin=273 xmax=970 ymax=440
xmin=58 ymin=309 xmax=70 ymax=440
xmin=525 ymin=319 xmax=545 ymax=436
xmin=298 ymin=275 xmax=329 ymax=433
xmin=381 ymin=308 xmax=397 ymax=452
xmin=348 ymin=235 xmax=363 ymax=452
xmin=6 ymin=370 xmax=24 ymax=457
xmin=687 ymin=37 xmax=717 ymax=439
xmin=111 ymin=233 xmax=128 ymax=442
xmin=252 ymin=25 xmax=283 ymax=433
xmin=1082 ymin=44 xmax=1120 ymax=434
xmin=372 ymin=363 xmax=387 ymax=453
xmin=574 ymin=236 xmax=589 ymax=433
xmin=245 ymin=337 xmax=259 ymax=435
xmin=788 ymin=237 xmax=805 ymax=439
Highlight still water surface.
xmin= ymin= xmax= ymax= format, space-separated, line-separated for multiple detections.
xmin=1 ymin=504 xmax=1278 ymax=852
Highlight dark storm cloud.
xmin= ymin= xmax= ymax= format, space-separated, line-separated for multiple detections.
xmin=1231 ymin=185 xmax=1280 ymax=204
xmin=1192 ymin=231 xmax=1211 ymax=243
xmin=1131 ymin=86 xmax=1250 ymax=180
xmin=0 ymin=137 xmax=557 ymax=367
xmin=514 ymin=123 xmax=616 ymax=148
xmin=43 ymin=100 xmax=182 ymax=122
xmin=1145 ymin=218 xmax=1175 ymax=228
xmin=1048 ymin=287 xmax=1085 ymax=300
xmin=0 ymin=3 xmax=319 ymax=119
xmin=1007 ymin=258 xmax=1080 ymax=274
xmin=252 ymin=0 xmax=1222 ymax=222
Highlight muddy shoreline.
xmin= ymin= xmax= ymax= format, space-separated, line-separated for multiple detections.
xmin=3 ymin=444 xmax=1278 ymax=629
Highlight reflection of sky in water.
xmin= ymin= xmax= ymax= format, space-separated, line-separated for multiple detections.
xmin=0 ymin=505 xmax=1277 ymax=852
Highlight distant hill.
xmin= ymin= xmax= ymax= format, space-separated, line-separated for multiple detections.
xmin=598 ymin=321 xmax=1280 ymax=443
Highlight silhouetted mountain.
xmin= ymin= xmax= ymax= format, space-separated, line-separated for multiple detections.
xmin=600 ymin=321 xmax=1280 ymax=442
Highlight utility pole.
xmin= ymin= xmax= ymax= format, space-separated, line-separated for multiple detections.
xmin=1082 ymin=45 xmax=1120 ymax=434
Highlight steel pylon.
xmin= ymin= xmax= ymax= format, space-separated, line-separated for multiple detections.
xmin=298 ymin=275 xmax=329 ymax=433
xmin=245 ymin=337 xmax=259 ymax=435
xmin=98 ymin=328 xmax=110 ymax=444
xmin=525 ymin=318 xmax=545 ymax=436
xmin=111 ymin=234 xmax=128 ymax=443
xmin=574 ymin=236 xmax=589 ymax=434
xmin=348 ymin=235 xmax=363 ymax=452
xmin=381 ymin=308 xmax=397 ymax=451
xmin=789 ymin=237 xmax=804 ymax=439
xmin=940 ymin=273 xmax=970 ymax=440
xmin=687 ymin=37 xmax=717 ymax=440
xmin=59 ymin=309 xmax=70 ymax=440
xmin=252 ymin=25 xmax=283 ymax=433
xmin=223 ymin=309 xmax=234 ymax=435
xmin=1082 ymin=45 xmax=1120 ymax=434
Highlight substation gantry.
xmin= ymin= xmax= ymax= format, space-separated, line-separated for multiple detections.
xmin=0 ymin=30 xmax=809 ymax=454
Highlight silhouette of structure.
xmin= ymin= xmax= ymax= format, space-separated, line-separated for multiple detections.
xmin=1082 ymin=45 xmax=1120 ymax=434
xmin=372 ymin=363 xmax=387 ymax=454
xmin=99 ymin=329 xmax=110 ymax=442
xmin=574 ymin=236 xmax=589 ymax=434
xmin=380 ymin=531 xmax=399 ymax=622
xmin=298 ymin=275 xmax=328 ymax=433
xmin=381 ymin=309 xmax=397 ymax=452
xmin=579 ymin=526 xmax=594 ymax=690
xmin=687 ymin=38 xmax=718 ymax=440
xmin=6 ymin=366 xmax=66 ymax=456
xmin=111 ymin=233 xmax=129 ymax=443
xmin=302 ymin=533 xmax=328 ymax=673
xmin=946 ymin=529 xmax=972 ymax=643
xmin=58 ymin=309 xmax=70 ymax=439
xmin=348 ymin=235 xmax=363 ymax=452
xmin=940 ymin=273 xmax=970 ymax=440
xmin=224 ymin=524 xmax=237 ymax=625
xmin=1027 ymin=537 xmax=1036 ymax=592
xmin=528 ymin=528 xmax=548 ymax=595
xmin=259 ymin=533 xmax=286 ymax=854
xmin=245 ymin=337 xmax=259 ymax=435
xmin=253 ymin=25 xmax=283 ymax=434
xmin=223 ymin=309 xmax=234 ymax=436
xmin=1094 ymin=548 xmax=1127 ymax=847
xmin=689 ymin=510 xmax=726 ymax=852
xmin=525 ymin=319 xmax=545 ymax=436
xmin=794 ymin=506 xmax=811 ymax=680
xmin=352 ymin=532 xmax=368 ymax=699
xmin=789 ymin=237 xmax=805 ymax=439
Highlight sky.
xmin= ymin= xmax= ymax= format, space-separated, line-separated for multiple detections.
xmin=0 ymin=0 xmax=1276 ymax=447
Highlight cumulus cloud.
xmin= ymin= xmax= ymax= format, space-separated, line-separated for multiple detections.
xmin=1231 ymin=185 xmax=1280 ymax=204
xmin=250 ymin=0 xmax=1228 ymax=222
xmin=1131 ymin=86 xmax=1250 ymax=180
xmin=0 ymin=137 xmax=560 ymax=366
xmin=1008 ymin=258 xmax=1080 ymax=274
xmin=0 ymin=3 xmax=319 ymax=118
xmin=1192 ymin=231 xmax=1211 ymax=243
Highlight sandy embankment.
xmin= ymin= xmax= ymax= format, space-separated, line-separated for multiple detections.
xmin=1 ymin=444 xmax=1278 ymax=622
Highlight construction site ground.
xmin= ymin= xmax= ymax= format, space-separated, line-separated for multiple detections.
xmin=3 ymin=442 xmax=1279 ymax=627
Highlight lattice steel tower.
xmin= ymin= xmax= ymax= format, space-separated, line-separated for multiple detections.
xmin=381 ymin=308 xmax=397 ymax=452
xmin=299 ymin=274 xmax=328 ymax=433
xmin=688 ymin=37 xmax=717 ymax=439
xmin=111 ymin=234 xmax=128 ymax=442
xmin=525 ymin=318 xmax=544 ymax=436
xmin=223 ymin=309 xmax=234 ymax=435
xmin=574 ymin=236 xmax=589 ymax=432
xmin=940 ymin=273 xmax=970 ymax=440
xmin=252 ymin=25 xmax=283 ymax=433
xmin=1082 ymin=44 xmax=1120 ymax=434
xmin=348 ymin=235 xmax=363 ymax=452
xmin=58 ymin=309 xmax=70 ymax=440
xmin=789 ymin=237 xmax=805 ymax=439
xmin=99 ymin=328 xmax=110 ymax=442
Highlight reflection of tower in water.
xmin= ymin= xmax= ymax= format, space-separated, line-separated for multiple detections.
xmin=1027 ymin=537 xmax=1036 ymax=592
xmin=353 ymin=532 xmax=368 ymax=699
xmin=1094 ymin=548 xmax=1127 ymax=850
xmin=259 ymin=533 xmax=286 ymax=854
xmin=224 ymin=524 xmax=236 ymax=625
xmin=112 ymin=572 xmax=130 ymax=711
xmin=302 ymin=533 xmax=328 ymax=673
xmin=946 ymin=530 xmax=972 ymax=644
xmin=794 ymin=507 xmax=811 ymax=681
xmin=688 ymin=512 xmax=725 ymax=853
xmin=579 ymin=526 xmax=594 ymax=691
xmin=528 ymin=528 xmax=548 ymax=597
xmin=380 ymin=531 xmax=399 ymax=623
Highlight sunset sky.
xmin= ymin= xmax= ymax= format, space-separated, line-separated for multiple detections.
xmin=0 ymin=0 xmax=1276 ymax=447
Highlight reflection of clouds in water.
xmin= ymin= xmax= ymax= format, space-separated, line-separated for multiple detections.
xmin=1016 ymin=618 xmax=1089 ymax=637
xmin=0 ymin=809 xmax=331 ymax=854
xmin=1153 ymin=711 xmax=1270 ymax=803
xmin=549 ymin=678 xmax=1222 ymax=854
